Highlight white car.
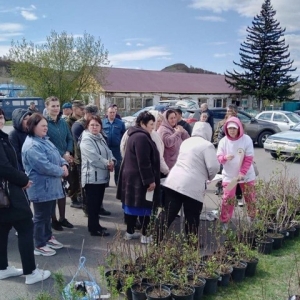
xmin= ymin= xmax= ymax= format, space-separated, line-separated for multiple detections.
xmin=255 ymin=110 xmax=300 ymax=131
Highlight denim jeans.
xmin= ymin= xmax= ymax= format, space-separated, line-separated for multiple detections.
xmin=0 ymin=217 xmax=36 ymax=275
xmin=33 ymin=200 xmax=56 ymax=248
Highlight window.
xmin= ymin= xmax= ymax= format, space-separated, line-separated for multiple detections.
xmin=131 ymin=98 xmax=143 ymax=109
xmin=238 ymin=112 xmax=251 ymax=123
xmin=111 ymin=97 xmax=125 ymax=109
xmin=12 ymin=100 xmax=25 ymax=106
xmin=273 ymin=113 xmax=288 ymax=122
xmin=145 ymin=98 xmax=153 ymax=106
xmin=257 ymin=113 xmax=272 ymax=121
xmin=214 ymin=99 xmax=222 ymax=107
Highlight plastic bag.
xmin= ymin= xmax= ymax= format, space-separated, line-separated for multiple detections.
xmin=63 ymin=256 xmax=101 ymax=300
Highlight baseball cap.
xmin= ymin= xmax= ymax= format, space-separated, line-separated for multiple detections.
xmin=227 ymin=121 xmax=239 ymax=129
xmin=62 ymin=102 xmax=72 ymax=109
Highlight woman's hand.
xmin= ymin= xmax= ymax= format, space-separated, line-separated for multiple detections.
xmin=148 ymin=182 xmax=156 ymax=191
xmin=237 ymin=174 xmax=244 ymax=181
xmin=62 ymin=165 xmax=69 ymax=177
xmin=225 ymin=154 xmax=234 ymax=161
xmin=175 ymin=125 xmax=184 ymax=133
xmin=107 ymin=161 xmax=114 ymax=172
xmin=23 ymin=180 xmax=33 ymax=189
xmin=63 ymin=152 xmax=74 ymax=163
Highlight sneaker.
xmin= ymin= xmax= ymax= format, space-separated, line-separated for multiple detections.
xmin=59 ymin=218 xmax=74 ymax=228
xmin=141 ymin=235 xmax=153 ymax=244
xmin=124 ymin=232 xmax=141 ymax=240
xmin=0 ymin=266 xmax=23 ymax=280
xmin=34 ymin=246 xmax=56 ymax=256
xmin=70 ymin=201 xmax=82 ymax=209
xmin=52 ymin=220 xmax=63 ymax=231
xmin=47 ymin=236 xmax=63 ymax=249
xmin=200 ymin=212 xmax=215 ymax=221
xmin=25 ymin=268 xmax=51 ymax=284
xmin=99 ymin=208 xmax=111 ymax=216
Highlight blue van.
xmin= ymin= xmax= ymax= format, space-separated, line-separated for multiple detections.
xmin=0 ymin=97 xmax=45 ymax=120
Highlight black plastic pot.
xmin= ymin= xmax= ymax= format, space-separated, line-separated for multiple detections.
xmin=218 ymin=271 xmax=232 ymax=287
xmin=245 ymin=259 xmax=259 ymax=277
xmin=203 ymin=274 xmax=219 ymax=295
xmin=231 ymin=262 xmax=247 ymax=282
xmin=105 ymin=270 xmax=124 ymax=292
xmin=170 ymin=285 xmax=195 ymax=300
xmin=257 ymin=238 xmax=274 ymax=255
xmin=286 ymin=227 xmax=296 ymax=239
xmin=145 ymin=285 xmax=171 ymax=300
xmin=188 ymin=278 xmax=206 ymax=300
xmin=267 ymin=233 xmax=284 ymax=250
xmin=131 ymin=283 xmax=151 ymax=300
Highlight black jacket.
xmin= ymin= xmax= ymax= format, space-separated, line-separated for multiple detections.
xmin=8 ymin=108 xmax=31 ymax=171
xmin=0 ymin=130 xmax=32 ymax=222
xmin=177 ymin=119 xmax=192 ymax=136
xmin=116 ymin=126 xmax=160 ymax=209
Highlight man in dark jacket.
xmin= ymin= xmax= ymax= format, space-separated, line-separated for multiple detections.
xmin=174 ymin=108 xmax=191 ymax=136
xmin=103 ymin=106 xmax=126 ymax=186
xmin=8 ymin=109 xmax=32 ymax=171
xmin=200 ymin=103 xmax=214 ymax=131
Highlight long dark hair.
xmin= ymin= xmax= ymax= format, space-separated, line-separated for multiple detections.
xmin=0 ymin=108 xmax=5 ymax=119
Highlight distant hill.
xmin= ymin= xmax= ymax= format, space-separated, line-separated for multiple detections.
xmin=161 ymin=63 xmax=218 ymax=74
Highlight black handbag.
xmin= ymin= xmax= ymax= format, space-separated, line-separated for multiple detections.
xmin=0 ymin=181 xmax=10 ymax=208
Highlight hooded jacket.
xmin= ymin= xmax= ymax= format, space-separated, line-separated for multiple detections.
xmin=216 ymin=116 xmax=255 ymax=183
xmin=8 ymin=108 xmax=32 ymax=170
xmin=80 ymin=130 xmax=115 ymax=187
xmin=157 ymin=110 xmax=189 ymax=169
xmin=116 ymin=125 xmax=160 ymax=209
xmin=163 ymin=122 xmax=219 ymax=202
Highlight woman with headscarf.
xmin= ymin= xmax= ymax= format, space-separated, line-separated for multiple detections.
xmin=162 ymin=122 xmax=219 ymax=236
xmin=216 ymin=116 xmax=256 ymax=231
xmin=157 ymin=109 xmax=189 ymax=170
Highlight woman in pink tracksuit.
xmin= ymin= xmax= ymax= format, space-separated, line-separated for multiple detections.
xmin=216 ymin=116 xmax=256 ymax=228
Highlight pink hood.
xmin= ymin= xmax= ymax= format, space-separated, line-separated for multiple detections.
xmin=160 ymin=110 xmax=176 ymax=132
xmin=224 ymin=116 xmax=244 ymax=141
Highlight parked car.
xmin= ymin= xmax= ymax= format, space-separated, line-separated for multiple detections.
xmin=184 ymin=109 xmax=201 ymax=127
xmin=255 ymin=110 xmax=300 ymax=131
xmin=294 ymin=110 xmax=300 ymax=116
xmin=210 ymin=108 xmax=281 ymax=147
xmin=159 ymin=99 xmax=199 ymax=109
xmin=264 ymin=122 xmax=300 ymax=158
xmin=122 ymin=105 xmax=168 ymax=129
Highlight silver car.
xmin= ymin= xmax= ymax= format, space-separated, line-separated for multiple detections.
xmin=264 ymin=122 xmax=300 ymax=158
xmin=255 ymin=110 xmax=300 ymax=131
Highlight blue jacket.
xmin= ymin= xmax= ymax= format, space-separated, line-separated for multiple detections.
xmin=46 ymin=115 xmax=74 ymax=156
xmin=22 ymin=135 xmax=68 ymax=202
xmin=102 ymin=118 xmax=125 ymax=149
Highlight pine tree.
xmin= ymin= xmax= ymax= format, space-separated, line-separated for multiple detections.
xmin=225 ymin=0 xmax=298 ymax=109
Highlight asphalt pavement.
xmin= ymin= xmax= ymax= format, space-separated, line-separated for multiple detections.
xmin=1 ymin=124 xmax=299 ymax=299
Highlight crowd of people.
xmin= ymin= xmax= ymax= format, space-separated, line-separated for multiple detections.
xmin=0 ymin=99 xmax=256 ymax=285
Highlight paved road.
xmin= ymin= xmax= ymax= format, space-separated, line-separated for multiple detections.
xmin=0 ymin=124 xmax=299 ymax=299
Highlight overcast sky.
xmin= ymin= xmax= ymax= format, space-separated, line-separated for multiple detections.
xmin=0 ymin=0 xmax=299 ymax=77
